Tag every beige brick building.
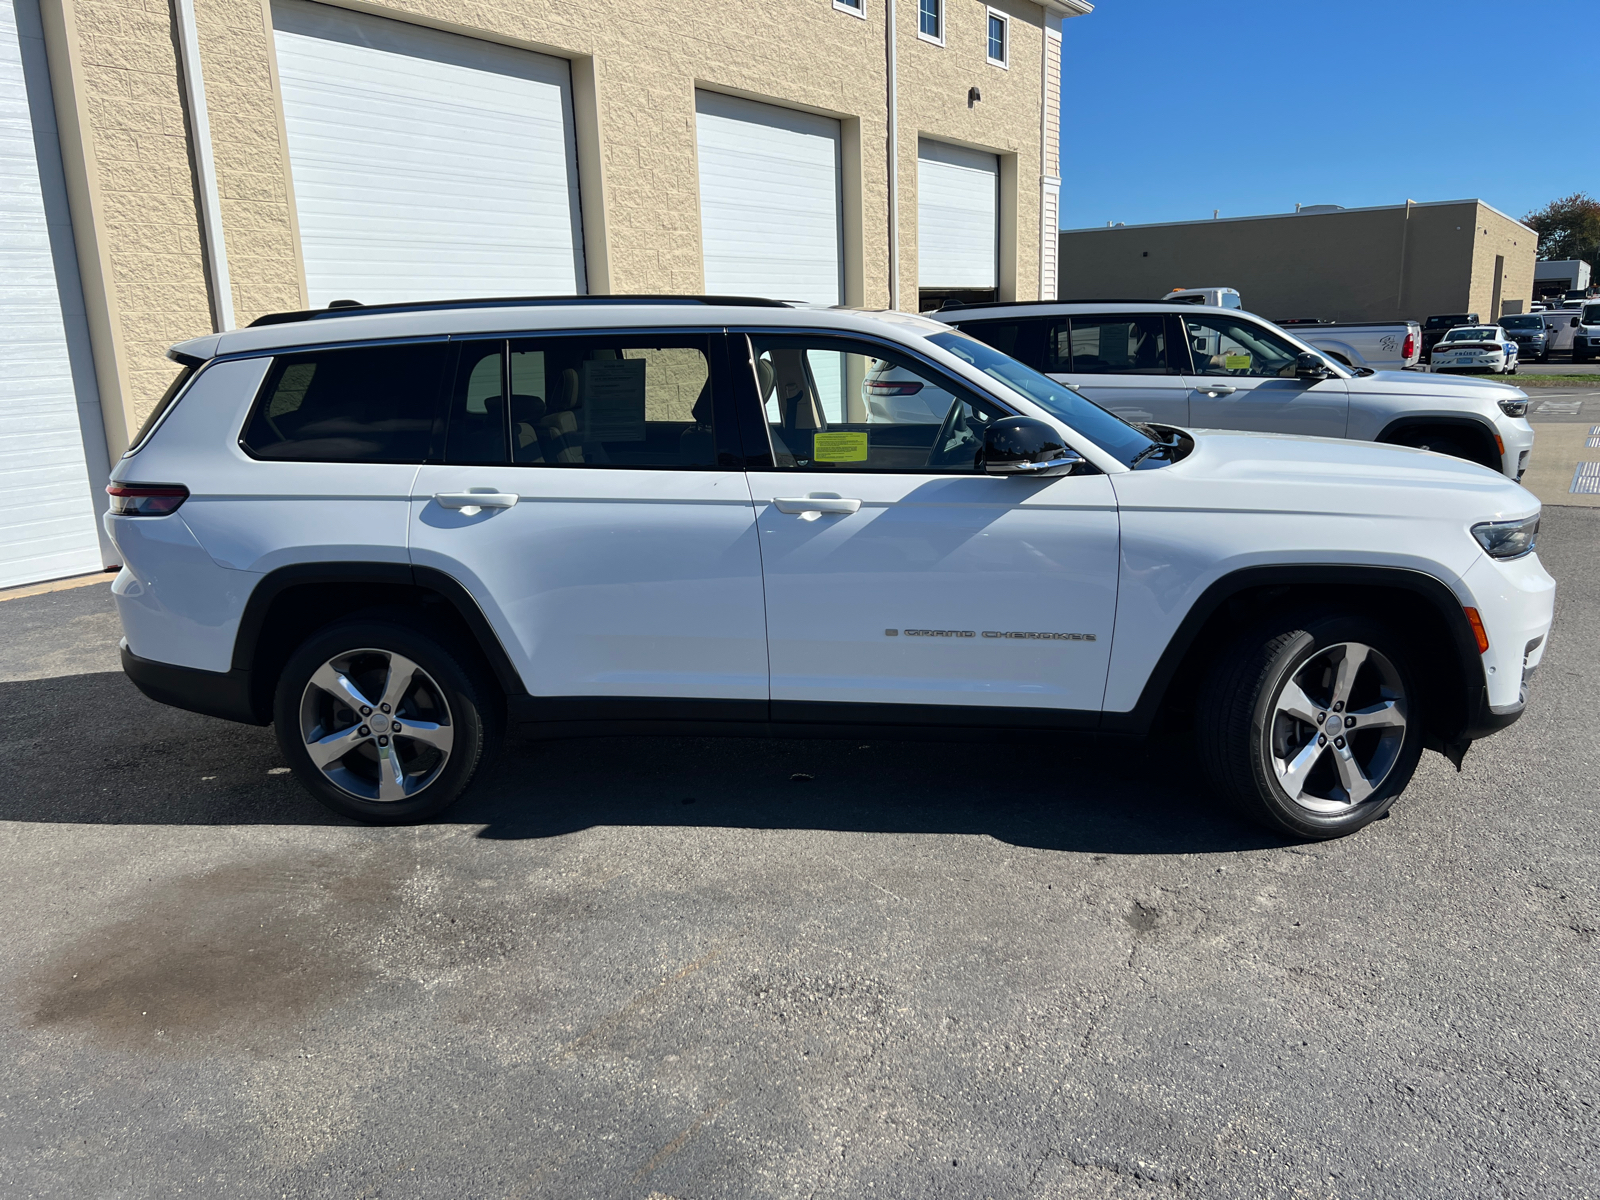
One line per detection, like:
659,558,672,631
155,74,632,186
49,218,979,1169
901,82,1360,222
1058,200,1537,326
3,0,1088,587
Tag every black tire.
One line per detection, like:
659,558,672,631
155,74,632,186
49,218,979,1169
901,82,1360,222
273,615,503,823
1197,612,1425,839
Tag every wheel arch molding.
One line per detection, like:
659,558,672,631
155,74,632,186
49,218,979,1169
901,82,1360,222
232,562,526,722
1375,415,1503,470
1102,564,1486,742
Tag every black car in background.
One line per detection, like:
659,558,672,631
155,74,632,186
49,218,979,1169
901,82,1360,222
1499,313,1553,362
1421,312,1479,359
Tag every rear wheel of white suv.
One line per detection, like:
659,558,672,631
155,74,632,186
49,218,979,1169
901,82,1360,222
272,617,502,823
1198,612,1425,839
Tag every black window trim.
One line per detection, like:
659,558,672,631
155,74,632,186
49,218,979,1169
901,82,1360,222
727,327,1023,475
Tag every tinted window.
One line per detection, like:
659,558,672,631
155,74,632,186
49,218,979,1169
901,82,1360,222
1050,314,1170,374
473,335,722,468
1584,305,1600,324
243,342,448,462
926,330,1156,467
751,334,1005,472
445,341,508,464
1500,316,1542,330
949,319,1048,370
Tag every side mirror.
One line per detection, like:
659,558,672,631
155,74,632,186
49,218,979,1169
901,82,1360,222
1572,317,1581,328
982,416,1083,477
1296,351,1333,379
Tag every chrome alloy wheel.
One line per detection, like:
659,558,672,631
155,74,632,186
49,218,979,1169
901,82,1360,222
1267,642,1407,816
297,648,454,802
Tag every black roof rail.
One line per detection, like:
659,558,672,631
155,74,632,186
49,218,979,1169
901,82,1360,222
933,297,1157,314
248,294,796,328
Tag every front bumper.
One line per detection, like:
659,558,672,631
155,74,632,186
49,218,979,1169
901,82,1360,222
1458,549,1554,738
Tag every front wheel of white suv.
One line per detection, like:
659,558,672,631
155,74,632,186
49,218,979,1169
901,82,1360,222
1197,613,1426,839
272,617,503,823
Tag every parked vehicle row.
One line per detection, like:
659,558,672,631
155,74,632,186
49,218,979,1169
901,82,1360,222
936,301,1532,479
108,297,1552,842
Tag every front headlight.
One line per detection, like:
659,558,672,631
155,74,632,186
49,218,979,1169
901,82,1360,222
1498,397,1529,417
1472,514,1539,559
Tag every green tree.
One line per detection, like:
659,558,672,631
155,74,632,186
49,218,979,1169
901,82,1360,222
1524,192,1600,264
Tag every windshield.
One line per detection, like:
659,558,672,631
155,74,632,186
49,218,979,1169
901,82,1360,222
1500,316,1542,330
1444,327,1497,342
1426,315,1470,329
927,329,1156,467
1585,305,1600,325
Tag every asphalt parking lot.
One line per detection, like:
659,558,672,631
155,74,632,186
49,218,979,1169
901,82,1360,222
2,507,1597,1200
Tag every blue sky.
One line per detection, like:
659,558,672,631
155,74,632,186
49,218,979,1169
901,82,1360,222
1057,1,1600,231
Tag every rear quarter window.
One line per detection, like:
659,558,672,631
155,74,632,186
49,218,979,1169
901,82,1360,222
241,342,450,462
947,318,1046,370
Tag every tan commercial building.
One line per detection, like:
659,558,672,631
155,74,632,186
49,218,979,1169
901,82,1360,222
2,0,1089,588
1059,199,1537,326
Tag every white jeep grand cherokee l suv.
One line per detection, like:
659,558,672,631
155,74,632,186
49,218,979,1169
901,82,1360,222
106,297,1554,840
934,301,1536,481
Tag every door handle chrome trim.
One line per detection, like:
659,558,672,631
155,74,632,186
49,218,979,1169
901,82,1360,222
1196,385,1237,396
434,490,519,514
774,496,862,517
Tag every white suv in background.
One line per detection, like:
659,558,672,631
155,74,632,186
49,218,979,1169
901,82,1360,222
937,301,1535,480
107,297,1553,840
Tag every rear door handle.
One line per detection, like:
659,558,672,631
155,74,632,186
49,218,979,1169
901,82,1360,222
1195,384,1237,396
775,495,862,519
434,490,519,515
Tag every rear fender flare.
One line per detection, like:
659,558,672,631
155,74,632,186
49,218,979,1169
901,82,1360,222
231,563,525,720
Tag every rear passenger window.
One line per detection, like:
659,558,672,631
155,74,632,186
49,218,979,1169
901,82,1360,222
1049,315,1171,374
493,335,720,468
243,342,449,462
949,318,1046,370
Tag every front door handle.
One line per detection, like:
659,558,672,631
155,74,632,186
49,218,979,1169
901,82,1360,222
434,490,519,515
774,495,862,520
1195,384,1237,397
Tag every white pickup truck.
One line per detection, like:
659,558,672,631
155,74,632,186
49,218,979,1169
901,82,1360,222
1274,319,1423,371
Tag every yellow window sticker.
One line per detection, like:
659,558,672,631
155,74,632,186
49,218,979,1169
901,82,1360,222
1223,353,1252,371
811,431,869,462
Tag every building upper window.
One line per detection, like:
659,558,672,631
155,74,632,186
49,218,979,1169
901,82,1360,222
919,0,942,42
833,0,865,16
987,10,1009,66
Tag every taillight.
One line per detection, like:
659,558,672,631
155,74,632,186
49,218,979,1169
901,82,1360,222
1402,333,1415,359
865,380,925,395
107,483,188,515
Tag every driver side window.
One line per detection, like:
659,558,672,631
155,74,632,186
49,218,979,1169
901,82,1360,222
750,335,1007,471
1184,315,1302,378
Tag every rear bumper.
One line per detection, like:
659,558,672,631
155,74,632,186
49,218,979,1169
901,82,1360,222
120,639,267,725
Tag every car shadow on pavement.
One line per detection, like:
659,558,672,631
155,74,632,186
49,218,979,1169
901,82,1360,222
0,671,1288,855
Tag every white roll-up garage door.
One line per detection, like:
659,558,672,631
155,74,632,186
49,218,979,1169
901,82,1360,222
695,91,842,305
272,0,585,306
917,140,999,290
0,0,107,588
